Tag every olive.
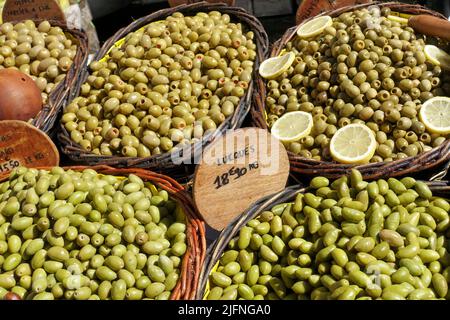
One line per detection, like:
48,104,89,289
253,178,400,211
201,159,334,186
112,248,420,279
63,11,255,157
0,166,187,300
264,7,449,163
207,169,450,300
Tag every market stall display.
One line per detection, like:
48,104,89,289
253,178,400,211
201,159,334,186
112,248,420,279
58,2,268,175
0,165,205,300
199,169,450,300
252,2,450,179
0,0,449,303
0,19,88,133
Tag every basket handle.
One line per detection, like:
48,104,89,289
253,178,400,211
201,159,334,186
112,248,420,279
430,160,450,182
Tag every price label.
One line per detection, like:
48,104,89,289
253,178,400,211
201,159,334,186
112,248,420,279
2,0,66,24
296,0,372,24
193,128,290,231
0,120,59,173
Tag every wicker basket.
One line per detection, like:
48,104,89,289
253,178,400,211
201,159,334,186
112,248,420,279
58,2,269,176
197,177,450,299
251,1,450,180
0,165,206,300
26,21,89,134
169,0,236,7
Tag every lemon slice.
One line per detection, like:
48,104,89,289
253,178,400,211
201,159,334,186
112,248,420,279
271,111,313,143
259,52,295,80
424,45,450,70
330,124,376,164
387,15,409,24
296,15,333,39
419,96,450,134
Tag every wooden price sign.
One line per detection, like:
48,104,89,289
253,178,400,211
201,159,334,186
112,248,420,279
2,0,66,24
296,0,372,24
0,120,59,173
193,128,290,231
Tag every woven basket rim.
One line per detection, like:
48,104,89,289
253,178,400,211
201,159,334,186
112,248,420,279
57,1,269,173
251,1,450,179
196,177,450,299
0,165,206,300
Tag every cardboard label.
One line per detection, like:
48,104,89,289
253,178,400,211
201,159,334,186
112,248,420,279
2,0,66,24
0,120,59,173
193,128,290,231
296,0,372,24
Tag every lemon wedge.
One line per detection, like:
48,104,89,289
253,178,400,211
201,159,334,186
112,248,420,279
259,52,295,80
330,124,376,164
271,111,313,143
387,15,409,24
419,96,450,134
424,45,450,70
296,15,333,39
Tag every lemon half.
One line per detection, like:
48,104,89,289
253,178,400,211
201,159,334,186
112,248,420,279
330,124,376,164
271,111,313,143
296,15,333,39
259,52,295,80
419,96,450,134
424,45,450,70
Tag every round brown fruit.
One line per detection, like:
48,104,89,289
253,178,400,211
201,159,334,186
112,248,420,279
0,69,43,121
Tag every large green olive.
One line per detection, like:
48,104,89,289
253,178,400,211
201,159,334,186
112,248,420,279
0,166,187,300
207,170,450,300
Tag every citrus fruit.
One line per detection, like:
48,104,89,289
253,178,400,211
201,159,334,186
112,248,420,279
330,124,376,164
419,96,450,134
271,111,313,143
424,45,450,70
387,15,409,24
296,15,333,39
259,52,296,80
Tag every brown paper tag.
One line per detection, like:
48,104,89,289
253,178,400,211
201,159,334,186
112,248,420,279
0,120,59,173
193,128,290,231
2,0,66,24
296,0,372,24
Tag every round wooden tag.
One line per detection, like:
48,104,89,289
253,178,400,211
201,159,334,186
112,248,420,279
193,128,290,231
0,120,59,173
2,0,66,24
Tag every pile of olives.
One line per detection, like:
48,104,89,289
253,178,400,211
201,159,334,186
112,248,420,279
62,11,256,158
0,167,187,300
207,170,450,300
266,7,450,162
0,20,77,103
